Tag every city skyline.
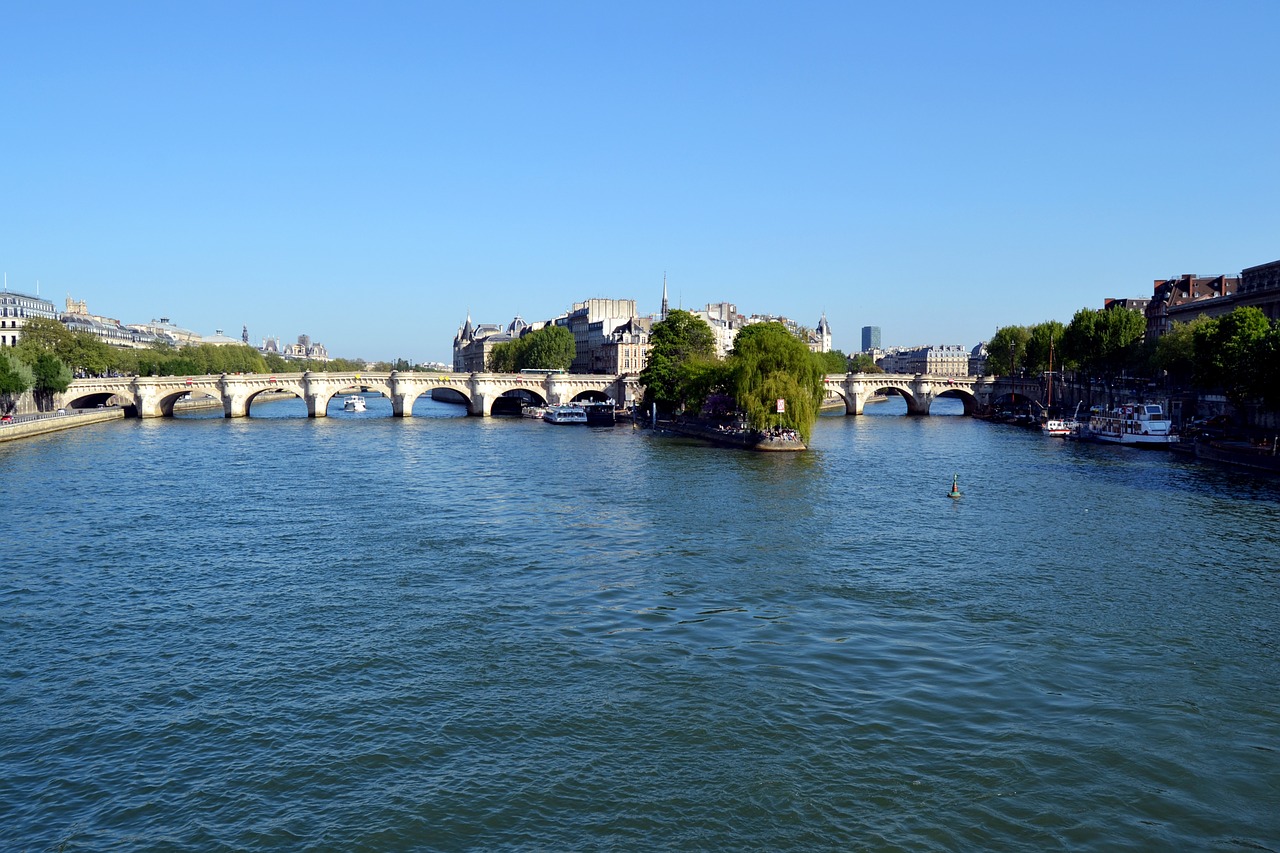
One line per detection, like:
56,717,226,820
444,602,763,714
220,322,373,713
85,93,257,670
3,2,1277,362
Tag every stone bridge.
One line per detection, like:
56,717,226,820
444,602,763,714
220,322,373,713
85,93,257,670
822,372,997,415
59,371,643,418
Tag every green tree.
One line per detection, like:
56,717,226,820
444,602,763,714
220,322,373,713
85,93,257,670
847,353,883,373
31,352,73,410
12,317,73,362
639,310,717,412
1194,306,1275,406
1024,321,1065,375
1154,314,1214,387
985,325,1031,376
1062,305,1146,379
726,321,825,443
814,349,848,374
0,349,35,412
520,325,575,371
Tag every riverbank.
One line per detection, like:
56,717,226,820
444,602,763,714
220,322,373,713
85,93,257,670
657,419,806,451
0,407,125,443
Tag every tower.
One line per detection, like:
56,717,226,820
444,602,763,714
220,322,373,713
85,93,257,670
660,273,668,322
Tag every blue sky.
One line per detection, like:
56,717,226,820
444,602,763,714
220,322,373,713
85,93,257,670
3,1,1277,362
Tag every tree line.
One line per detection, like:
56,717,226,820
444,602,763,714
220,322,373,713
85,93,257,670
987,304,1280,409
0,318,412,412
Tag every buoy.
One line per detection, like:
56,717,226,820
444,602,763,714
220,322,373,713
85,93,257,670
948,473,962,499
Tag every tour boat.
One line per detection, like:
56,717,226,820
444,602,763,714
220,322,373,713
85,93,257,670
543,404,587,424
582,400,617,425
343,395,367,412
1080,403,1177,447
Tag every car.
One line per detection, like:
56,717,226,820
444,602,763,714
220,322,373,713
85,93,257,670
1,414,14,423
56,408,67,415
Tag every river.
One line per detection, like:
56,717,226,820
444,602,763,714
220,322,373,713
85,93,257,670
2,395,1277,851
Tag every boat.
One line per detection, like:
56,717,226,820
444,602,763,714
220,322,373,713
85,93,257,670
521,405,547,419
1080,403,1177,447
1041,418,1078,437
1194,437,1280,474
582,400,617,426
343,395,367,412
543,404,587,424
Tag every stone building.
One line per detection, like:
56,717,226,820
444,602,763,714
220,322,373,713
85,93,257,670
452,314,527,372
1144,274,1239,341
877,344,970,376
560,299,637,373
1237,258,1280,323
594,316,651,374
0,289,58,348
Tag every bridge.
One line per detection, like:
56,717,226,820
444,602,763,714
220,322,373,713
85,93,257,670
823,372,996,415
59,371,641,418
60,370,1000,419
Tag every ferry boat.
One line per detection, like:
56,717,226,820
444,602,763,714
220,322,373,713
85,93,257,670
543,404,587,424
1081,403,1177,447
582,400,617,426
343,395,367,412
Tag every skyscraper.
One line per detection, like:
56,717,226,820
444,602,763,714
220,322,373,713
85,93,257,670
861,325,881,352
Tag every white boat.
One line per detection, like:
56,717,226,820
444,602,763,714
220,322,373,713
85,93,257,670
543,404,587,424
1081,403,1177,447
1042,418,1078,437
343,395,367,412
521,405,547,419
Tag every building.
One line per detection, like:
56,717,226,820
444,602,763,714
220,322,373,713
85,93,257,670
740,313,830,353
1236,259,1280,323
877,345,970,376
126,317,203,346
861,326,881,352
969,343,988,377
595,316,651,374
559,299,637,373
61,296,159,349
452,314,527,372
1144,275,1238,341
281,334,329,362
691,302,743,358
0,289,58,348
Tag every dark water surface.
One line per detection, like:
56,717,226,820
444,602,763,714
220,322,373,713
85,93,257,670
3,396,1278,851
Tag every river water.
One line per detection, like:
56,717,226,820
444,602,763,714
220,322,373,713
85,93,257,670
3,395,1278,851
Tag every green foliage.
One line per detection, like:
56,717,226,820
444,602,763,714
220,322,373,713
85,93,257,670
486,325,575,373
32,353,73,394
1154,315,1214,386
985,325,1031,375
1191,307,1276,406
13,318,73,361
1024,321,1065,375
847,353,883,373
726,322,824,443
0,349,35,399
1062,305,1146,379
639,310,718,411
814,349,848,374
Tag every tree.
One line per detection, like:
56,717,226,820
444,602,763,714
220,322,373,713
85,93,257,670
639,310,717,412
847,353,883,373
1154,315,1214,387
31,353,73,410
1062,305,1145,380
0,349,34,412
1024,321,1065,376
814,349,848,374
985,325,1031,376
520,325,574,371
486,325,575,373
726,322,825,443
1193,306,1275,406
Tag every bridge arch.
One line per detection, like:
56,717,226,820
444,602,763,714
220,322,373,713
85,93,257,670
243,384,306,417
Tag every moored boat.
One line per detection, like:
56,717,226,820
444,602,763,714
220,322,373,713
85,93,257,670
582,400,617,425
1081,403,1177,447
343,395,367,412
543,404,587,424
1041,418,1079,437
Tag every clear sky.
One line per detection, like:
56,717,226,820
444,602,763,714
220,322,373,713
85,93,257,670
3,1,1277,362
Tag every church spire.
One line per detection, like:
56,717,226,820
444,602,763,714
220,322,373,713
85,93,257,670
660,272,669,322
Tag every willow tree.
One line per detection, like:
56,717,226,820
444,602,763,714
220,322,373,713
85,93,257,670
726,322,824,442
